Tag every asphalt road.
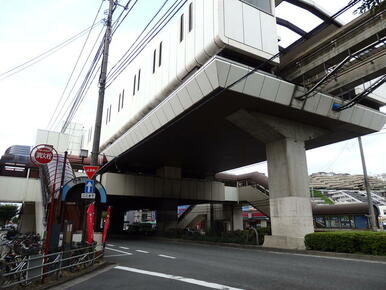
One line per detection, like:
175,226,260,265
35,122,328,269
62,238,386,290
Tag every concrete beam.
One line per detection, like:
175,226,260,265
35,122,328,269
324,49,386,94
280,11,386,82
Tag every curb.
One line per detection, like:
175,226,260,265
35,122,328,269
150,237,386,262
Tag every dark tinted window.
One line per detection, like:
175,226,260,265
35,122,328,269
153,49,156,73
180,14,184,42
189,3,193,32
137,69,141,91
159,42,162,67
241,0,271,14
133,75,136,96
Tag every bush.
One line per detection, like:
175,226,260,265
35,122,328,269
305,231,386,255
159,227,271,245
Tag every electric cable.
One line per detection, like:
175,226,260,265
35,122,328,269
0,21,102,81
50,28,105,131
106,0,180,85
47,0,105,130
59,0,140,132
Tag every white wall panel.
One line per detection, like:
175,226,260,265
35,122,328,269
338,106,354,123
155,107,168,126
185,79,204,103
315,95,333,116
149,113,161,130
162,101,175,122
177,87,193,110
350,107,365,125
195,70,214,96
224,0,244,43
226,65,247,93
242,4,262,50
216,61,231,87
203,0,218,56
275,81,295,106
260,76,279,102
169,95,184,116
303,93,321,113
260,12,279,55
243,73,265,98
194,0,207,65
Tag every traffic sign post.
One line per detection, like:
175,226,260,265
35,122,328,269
82,179,96,199
84,180,95,193
83,166,100,180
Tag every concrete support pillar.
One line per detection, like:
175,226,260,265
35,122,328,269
157,201,177,232
232,204,243,231
263,138,314,249
228,110,326,249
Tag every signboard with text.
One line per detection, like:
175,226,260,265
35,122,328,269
83,166,100,179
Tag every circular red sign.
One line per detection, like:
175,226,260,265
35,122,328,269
34,147,54,164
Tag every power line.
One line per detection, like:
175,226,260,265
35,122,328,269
106,0,181,86
47,0,105,130
59,0,140,133
0,21,102,81
56,1,139,133
49,27,105,131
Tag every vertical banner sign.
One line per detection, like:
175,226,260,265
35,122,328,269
102,206,111,243
86,203,95,244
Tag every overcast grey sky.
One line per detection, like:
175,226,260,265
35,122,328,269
0,0,385,175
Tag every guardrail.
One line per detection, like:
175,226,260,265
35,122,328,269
0,245,103,288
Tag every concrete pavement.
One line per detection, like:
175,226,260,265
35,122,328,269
61,239,386,290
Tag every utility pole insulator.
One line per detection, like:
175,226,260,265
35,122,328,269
91,0,114,166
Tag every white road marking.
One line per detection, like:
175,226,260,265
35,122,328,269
105,247,132,255
266,251,386,265
105,253,133,258
158,254,176,259
135,250,149,254
114,266,244,290
119,246,130,250
106,244,115,247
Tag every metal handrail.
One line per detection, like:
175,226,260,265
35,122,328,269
0,245,103,288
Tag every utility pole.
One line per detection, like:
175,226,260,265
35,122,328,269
91,0,114,166
358,136,378,231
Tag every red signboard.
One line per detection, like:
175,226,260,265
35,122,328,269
83,166,99,179
102,206,111,244
34,147,54,164
86,203,95,245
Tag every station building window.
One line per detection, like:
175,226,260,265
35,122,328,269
180,14,184,42
189,3,193,32
241,0,271,14
159,42,162,67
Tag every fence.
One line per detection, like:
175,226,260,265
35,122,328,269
0,245,103,288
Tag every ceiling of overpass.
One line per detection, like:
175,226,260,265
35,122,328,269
275,0,363,49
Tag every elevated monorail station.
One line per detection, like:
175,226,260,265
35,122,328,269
84,0,385,249
1,0,385,250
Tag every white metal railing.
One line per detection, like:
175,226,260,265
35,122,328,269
0,245,103,288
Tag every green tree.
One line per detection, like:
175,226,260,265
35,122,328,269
0,204,19,225
353,0,386,14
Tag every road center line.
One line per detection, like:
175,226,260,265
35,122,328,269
135,250,149,254
106,244,115,247
114,266,244,290
119,246,130,250
266,251,386,265
158,254,176,259
105,247,133,255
